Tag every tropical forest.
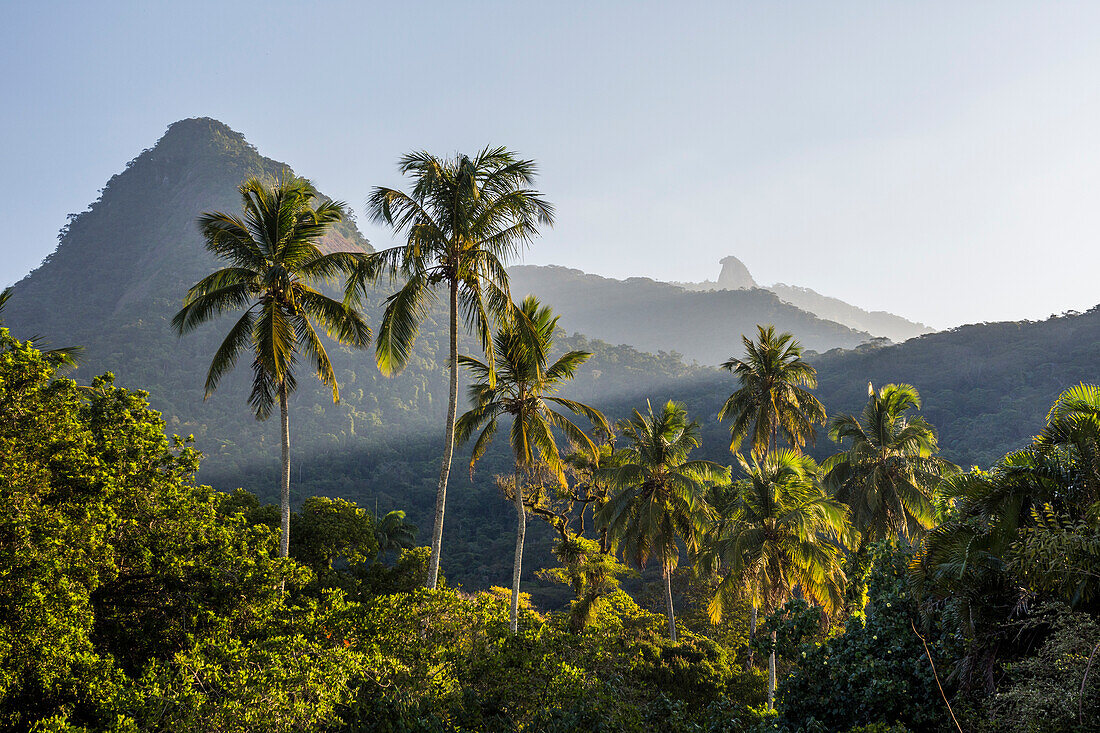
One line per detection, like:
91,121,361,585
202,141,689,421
1,112,1098,733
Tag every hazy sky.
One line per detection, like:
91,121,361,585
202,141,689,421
2,1,1098,329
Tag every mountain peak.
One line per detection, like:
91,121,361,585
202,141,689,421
5,118,369,341
717,255,757,289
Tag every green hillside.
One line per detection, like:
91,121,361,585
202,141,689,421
6,117,1099,603
508,265,873,364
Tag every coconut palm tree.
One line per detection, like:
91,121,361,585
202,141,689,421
172,174,370,558
718,325,826,459
455,295,608,632
374,510,418,557
701,450,847,709
596,401,729,641
823,383,953,545
350,148,554,589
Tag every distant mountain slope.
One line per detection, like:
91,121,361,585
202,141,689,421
672,256,933,342
508,265,872,365
769,283,933,343
807,308,1100,467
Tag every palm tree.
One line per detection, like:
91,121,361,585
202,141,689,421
596,401,729,641
350,148,554,589
718,325,826,458
702,450,847,709
374,510,418,557
455,295,609,632
823,383,953,545
1038,382,1100,506
172,174,370,558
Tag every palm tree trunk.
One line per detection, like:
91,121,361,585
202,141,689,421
663,562,677,642
279,382,291,559
747,604,757,671
510,466,525,634
768,629,777,711
426,279,459,589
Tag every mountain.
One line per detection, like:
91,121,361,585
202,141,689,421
507,265,873,365
5,117,1098,604
6,117,371,344
673,256,933,343
768,284,934,344
1,118,716,601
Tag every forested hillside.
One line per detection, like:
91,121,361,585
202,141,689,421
508,265,872,363
5,117,1099,602
768,282,933,342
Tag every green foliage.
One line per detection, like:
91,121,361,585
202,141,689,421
128,615,363,732
0,330,304,729
290,495,379,592
538,536,632,632
984,605,1100,732
775,548,952,732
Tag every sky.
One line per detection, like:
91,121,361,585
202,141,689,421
2,1,1098,329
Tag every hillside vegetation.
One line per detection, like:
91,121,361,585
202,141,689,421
4,117,1099,599
3,119,1100,732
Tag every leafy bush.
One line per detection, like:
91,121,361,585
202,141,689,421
775,548,953,732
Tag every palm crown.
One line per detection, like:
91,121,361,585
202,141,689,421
719,325,826,458
824,383,952,543
597,401,729,571
703,450,848,622
352,147,554,378
456,295,610,482
172,174,370,418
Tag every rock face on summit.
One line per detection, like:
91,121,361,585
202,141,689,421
717,256,757,290
673,254,932,342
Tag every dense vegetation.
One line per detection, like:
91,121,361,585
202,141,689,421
5,118,1098,602
3,119,1099,730
5,318,1098,730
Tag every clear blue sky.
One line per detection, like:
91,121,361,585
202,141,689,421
3,1,1098,328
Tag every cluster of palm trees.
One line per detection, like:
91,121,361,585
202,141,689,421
173,149,954,712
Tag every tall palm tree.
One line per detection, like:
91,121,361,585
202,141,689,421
172,174,370,558
350,148,554,589
701,450,847,709
823,383,953,545
596,401,729,641
718,325,826,459
455,295,609,632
